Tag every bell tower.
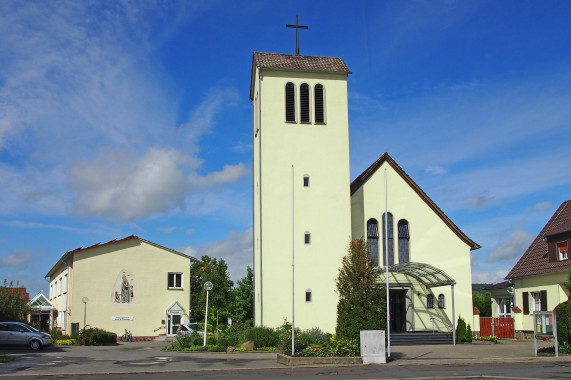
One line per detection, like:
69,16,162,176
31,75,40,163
251,52,352,332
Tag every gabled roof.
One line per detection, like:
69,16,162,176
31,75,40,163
29,292,52,309
250,52,351,100
45,235,195,279
506,199,571,279
350,152,480,250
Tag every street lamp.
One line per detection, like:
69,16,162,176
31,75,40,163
203,282,213,347
82,297,88,329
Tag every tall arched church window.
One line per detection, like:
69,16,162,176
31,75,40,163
314,84,325,123
285,82,296,122
398,219,410,263
382,212,394,266
366,218,379,266
300,83,310,123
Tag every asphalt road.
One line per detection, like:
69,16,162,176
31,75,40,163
1,340,570,379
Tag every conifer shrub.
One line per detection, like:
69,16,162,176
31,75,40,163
466,324,472,342
335,239,386,343
456,317,468,342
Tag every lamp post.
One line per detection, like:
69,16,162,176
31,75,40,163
203,282,213,347
82,297,88,329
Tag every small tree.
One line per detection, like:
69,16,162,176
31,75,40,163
228,266,254,326
189,256,234,327
472,291,492,317
456,316,468,342
336,238,386,342
0,280,31,322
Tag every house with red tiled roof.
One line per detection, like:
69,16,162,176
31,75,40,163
506,200,571,337
45,235,194,338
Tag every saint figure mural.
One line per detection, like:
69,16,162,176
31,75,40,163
121,275,131,303
112,270,135,304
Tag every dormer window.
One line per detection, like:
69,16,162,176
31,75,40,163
558,241,568,261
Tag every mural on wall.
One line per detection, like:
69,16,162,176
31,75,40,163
111,270,136,305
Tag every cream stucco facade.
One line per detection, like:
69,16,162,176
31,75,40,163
46,236,193,338
512,271,569,332
251,52,479,334
252,54,352,332
351,156,478,333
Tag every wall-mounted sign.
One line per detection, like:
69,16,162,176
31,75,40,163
112,316,134,321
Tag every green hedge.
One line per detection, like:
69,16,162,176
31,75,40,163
77,328,117,346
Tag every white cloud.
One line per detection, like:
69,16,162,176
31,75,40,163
183,228,252,282
425,165,447,175
72,148,191,221
527,202,552,212
471,268,510,284
486,230,534,263
465,192,500,210
188,163,250,192
0,250,34,269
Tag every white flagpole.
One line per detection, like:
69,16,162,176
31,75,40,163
385,168,391,358
291,164,295,355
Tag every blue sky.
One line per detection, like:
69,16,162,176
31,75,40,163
1,1,570,296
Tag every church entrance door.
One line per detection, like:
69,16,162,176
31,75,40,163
389,289,407,333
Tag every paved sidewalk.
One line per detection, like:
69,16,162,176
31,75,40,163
389,339,569,366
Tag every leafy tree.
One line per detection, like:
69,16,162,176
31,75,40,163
189,256,234,328
336,238,386,342
0,280,31,322
472,291,492,317
227,266,254,326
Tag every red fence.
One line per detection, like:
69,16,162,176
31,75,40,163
480,317,514,338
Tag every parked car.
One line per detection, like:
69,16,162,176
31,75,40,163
176,323,204,338
0,322,53,350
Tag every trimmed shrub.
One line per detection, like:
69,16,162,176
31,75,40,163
77,328,117,346
245,326,279,348
555,299,570,345
466,324,472,342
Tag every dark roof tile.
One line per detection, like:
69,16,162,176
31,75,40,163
506,200,571,279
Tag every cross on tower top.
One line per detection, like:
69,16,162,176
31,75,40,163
286,15,308,56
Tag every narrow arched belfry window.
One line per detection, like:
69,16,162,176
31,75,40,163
314,84,324,123
427,294,434,308
300,83,310,123
366,218,379,266
285,82,296,122
398,219,409,263
438,294,445,308
382,212,394,266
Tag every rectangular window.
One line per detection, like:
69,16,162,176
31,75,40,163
50,284,53,299
58,278,62,296
303,175,310,187
305,290,312,302
63,274,68,294
529,292,541,312
168,273,183,289
558,241,568,261
304,232,311,245
498,297,513,317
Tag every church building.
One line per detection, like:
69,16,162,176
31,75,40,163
251,50,479,335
